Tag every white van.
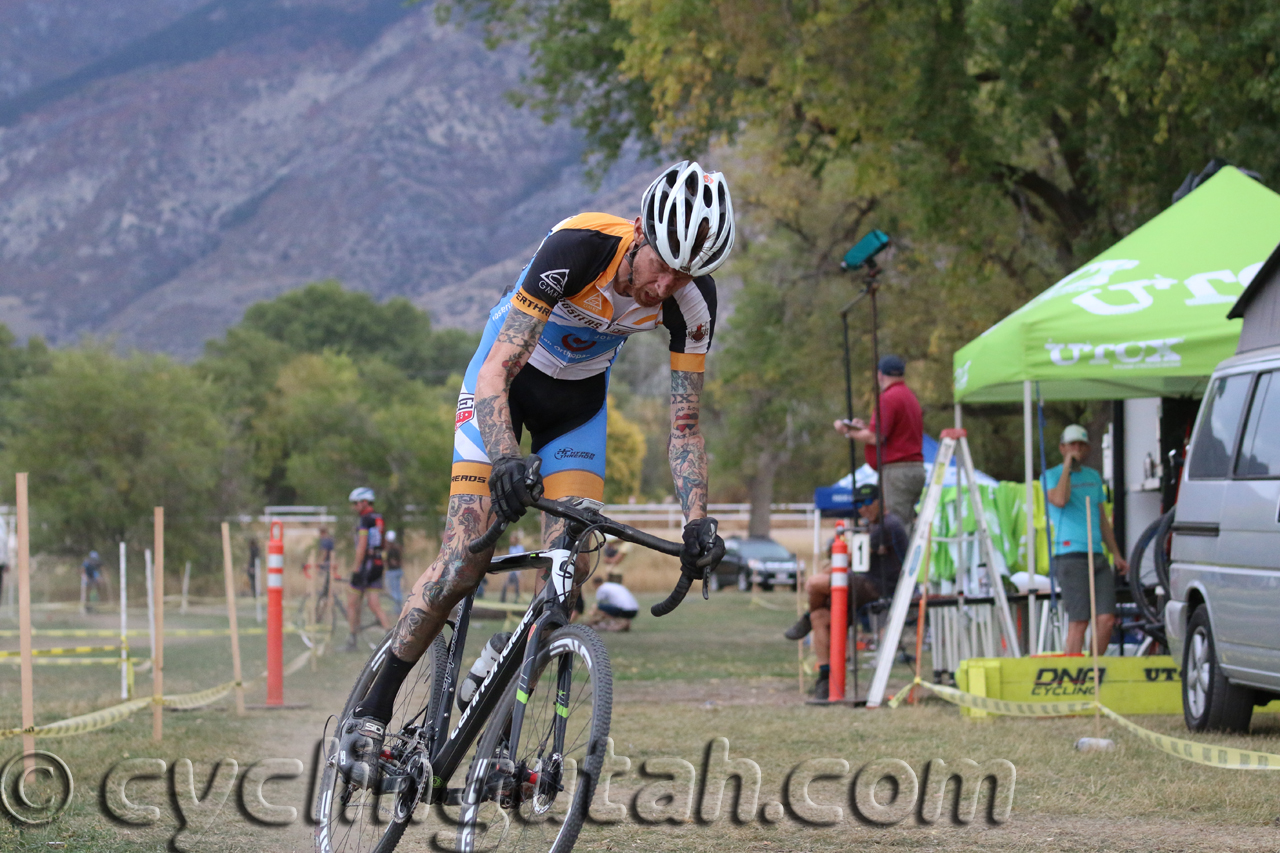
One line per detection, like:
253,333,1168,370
1165,269,1280,732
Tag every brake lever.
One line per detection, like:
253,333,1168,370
699,519,719,600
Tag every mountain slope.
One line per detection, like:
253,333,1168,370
0,0,650,355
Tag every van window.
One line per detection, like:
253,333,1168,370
1188,373,1252,479
1236,371,1280,478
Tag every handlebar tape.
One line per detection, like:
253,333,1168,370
651,573,693,617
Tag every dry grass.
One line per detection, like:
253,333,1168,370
4,586,1280,851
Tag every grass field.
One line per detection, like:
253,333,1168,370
5,586,1280,852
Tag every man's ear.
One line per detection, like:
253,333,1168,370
633,218,644,240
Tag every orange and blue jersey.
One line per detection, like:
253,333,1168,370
451,213,718,501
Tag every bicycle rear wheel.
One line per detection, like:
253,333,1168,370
315,633,448,853
456,624,612,853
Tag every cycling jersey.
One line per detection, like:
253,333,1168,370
450,213,718,501
352,509,385,590
505,212,717,379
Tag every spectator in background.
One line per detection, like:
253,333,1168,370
385,530,405,612
784,484,909,699
1045,424,1129,656
585,573,639,632
833,355,925,526
81,550,109,613
317,527,335,579
246,537,260,597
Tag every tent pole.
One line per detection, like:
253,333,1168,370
954,403,962,430
1023,380,1036,657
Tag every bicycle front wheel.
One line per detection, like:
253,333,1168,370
315,633,447,853
456,624,612,853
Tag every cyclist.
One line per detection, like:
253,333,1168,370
335,161,735,788
343,487,392,652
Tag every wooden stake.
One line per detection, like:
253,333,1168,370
221,522,245,715
152,507,164,741
119,542,129,700
181,561,191,614
16,473,35,768
1086,496,1101,737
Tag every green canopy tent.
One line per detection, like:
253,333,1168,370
953,167,1280,404
946,168,1280,643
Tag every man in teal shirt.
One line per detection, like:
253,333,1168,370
1045,424,1129,655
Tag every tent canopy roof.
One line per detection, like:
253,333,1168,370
953,168,1280,403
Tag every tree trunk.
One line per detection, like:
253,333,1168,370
748,449,784,539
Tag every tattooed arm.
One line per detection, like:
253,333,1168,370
475,309,545,459
668,369,709,521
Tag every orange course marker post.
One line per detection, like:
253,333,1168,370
829,521,850,701
266,519,285,706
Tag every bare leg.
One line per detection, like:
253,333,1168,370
811,607,832,662
367,590,390,631
1065,620,1087,656
391,494,496,663
348,589,363,637
807,573,832,612
1093,613,1116,656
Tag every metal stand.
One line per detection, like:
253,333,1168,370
838,261,885,705
866,429,1022,707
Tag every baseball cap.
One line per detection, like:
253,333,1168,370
877,355,906,376
1060,424,1089,444
854,483,880,503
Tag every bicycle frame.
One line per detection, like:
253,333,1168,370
420,546,578,804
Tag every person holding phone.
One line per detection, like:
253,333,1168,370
1045,424,1129,655
833,355,925,526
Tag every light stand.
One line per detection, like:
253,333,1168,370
837,257,885,706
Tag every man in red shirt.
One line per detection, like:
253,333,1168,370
834,355,925,526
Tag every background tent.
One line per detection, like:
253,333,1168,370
953,167,1280,404
950,166,1280,577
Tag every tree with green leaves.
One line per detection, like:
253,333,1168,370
1,347,243,567
445,0,1280,508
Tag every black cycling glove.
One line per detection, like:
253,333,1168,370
489,455,544,523
680,517,725,578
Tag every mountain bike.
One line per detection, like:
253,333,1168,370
313,495,719,853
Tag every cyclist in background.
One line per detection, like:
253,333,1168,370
335,161,735,787
343,487,392,651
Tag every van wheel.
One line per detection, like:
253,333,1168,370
1183,607,1253,733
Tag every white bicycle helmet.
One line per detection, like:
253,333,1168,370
640,161,735,277
348,487,375,503
386,530,397,543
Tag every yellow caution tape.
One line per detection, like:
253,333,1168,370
0,645,120,658
0,699,154,739
160,681,236,710
0,657,141,667
894,677,1280,769
1,638,326,739
1096,706,1280,769
890,677,1097,716
0,627,293,638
